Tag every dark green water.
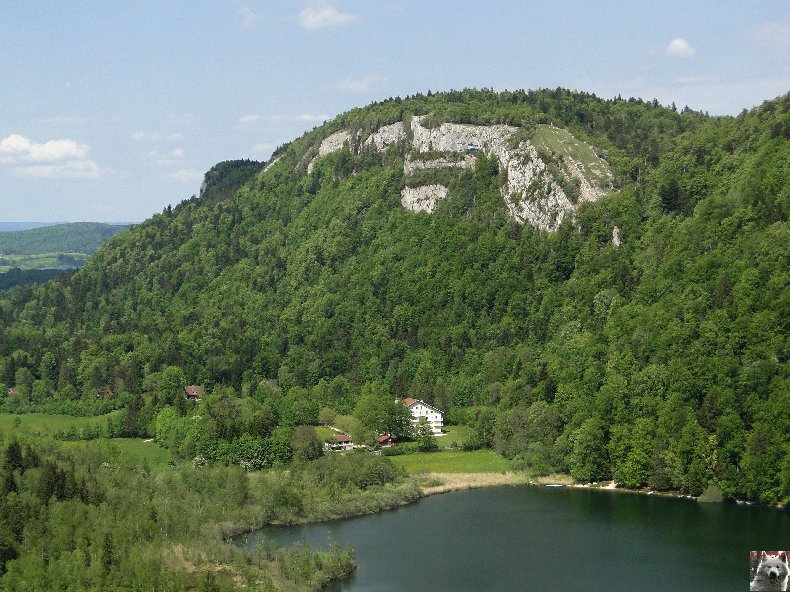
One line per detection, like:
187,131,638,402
238,486,790,591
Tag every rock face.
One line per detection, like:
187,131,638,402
364,122,406,151
404,154,475,175
307,131,352,173
612,225,622,247
401,185,449,213
304,116,612,231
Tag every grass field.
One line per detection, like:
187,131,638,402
439,425,472,448
0,412,172,466
61,438,172,466
390,449,511,474
0,252,87,272
0,412,114,435
532,124,612,187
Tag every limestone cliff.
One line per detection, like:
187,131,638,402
303,115,613,231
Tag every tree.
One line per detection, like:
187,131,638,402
291,426,323,463
3,442,23,473
569,418,609,482
414,418,438,452
159,366,186,406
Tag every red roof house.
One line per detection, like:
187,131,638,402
184,385,204,401
378,434,395,447
326,433,353,451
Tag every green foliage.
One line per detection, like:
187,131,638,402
0,223,128,256
0,89,787,506
0,439,414,590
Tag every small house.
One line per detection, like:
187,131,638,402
184,385,204,402
378,434,395,447
327,434,353,451
96,386,114,398
402,398,444,435
6,387,17,396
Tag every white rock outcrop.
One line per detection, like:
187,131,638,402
401,184,449,213
408,116,577,230
307,131,352,173
305,116,612,231
403,154,475,175
612,225,622,247
364,122,406,151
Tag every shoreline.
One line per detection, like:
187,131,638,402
416,471,700,502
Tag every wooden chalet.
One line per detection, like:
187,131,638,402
184,385,204,402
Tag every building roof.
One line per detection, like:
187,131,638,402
185,385,204,396
6,387,17,395
403,398,443,415
378,434,393,443
333,434,352,442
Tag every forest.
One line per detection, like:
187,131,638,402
0,88,787,514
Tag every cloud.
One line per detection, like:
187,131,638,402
0,134,90,162
131,131,184,142
163,169,204,183
15,160,101,179
238,5,263,29
146,148,186,166
665,38,696,58
337,75,387,93
238,114,262,124
676,75,723,84
0,133,98,180
752,21,790,54
298,0,357,30
257,113,332,124
296,113,331,122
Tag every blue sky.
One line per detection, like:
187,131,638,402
1,0,788,222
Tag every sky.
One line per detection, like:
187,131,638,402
0,0,788,223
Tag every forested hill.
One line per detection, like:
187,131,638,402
0,88,788,503
0,222,129,255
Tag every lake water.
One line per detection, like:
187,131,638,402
237,485,790,591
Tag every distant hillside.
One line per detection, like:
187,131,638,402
0,222,130,255
0,222,61,232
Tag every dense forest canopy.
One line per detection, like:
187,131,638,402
0,88,788,503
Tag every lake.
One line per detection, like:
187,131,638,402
237,485,790,591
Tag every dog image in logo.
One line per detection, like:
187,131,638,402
751,551,790,591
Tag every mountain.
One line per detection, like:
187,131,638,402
0,222,130,255
0,88,787,503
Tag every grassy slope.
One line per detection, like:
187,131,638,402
0,412,171,465
390,449,511,473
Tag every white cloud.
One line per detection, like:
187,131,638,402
752,21,790,54
0,134,93,172
676,75,722,84
239,5,263,29
131,131,184,142
296,113,331,122
665,38,696,58
298,0,357,30
163,169,204,183
15,160,101,179
337,75,387,93
146,148,186,166
239,113,262,123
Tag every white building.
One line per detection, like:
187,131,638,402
402,398,444,435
